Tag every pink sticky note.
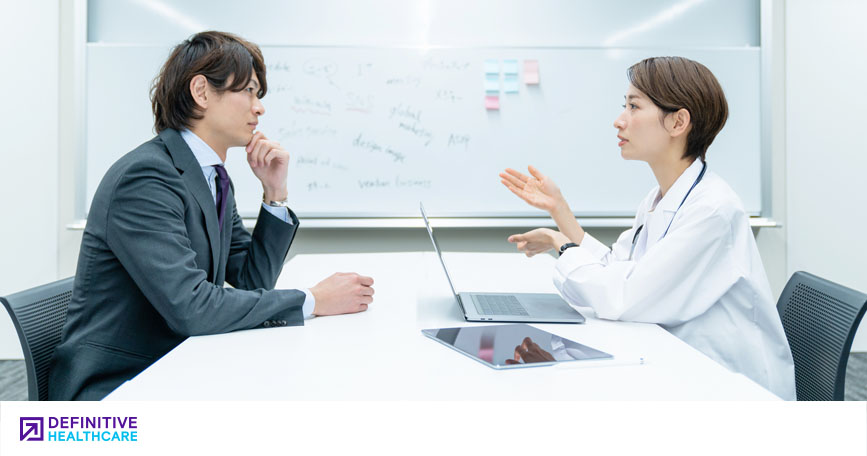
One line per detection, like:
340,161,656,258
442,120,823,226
524,59,540,84
485,95,500,110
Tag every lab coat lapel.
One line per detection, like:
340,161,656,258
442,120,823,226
643,208,669,252
644,160,703,249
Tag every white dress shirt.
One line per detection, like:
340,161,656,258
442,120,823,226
553,159,796,400
180,129,315,319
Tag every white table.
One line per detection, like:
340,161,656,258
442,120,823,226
105,252,780,400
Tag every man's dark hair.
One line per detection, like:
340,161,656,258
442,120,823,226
627,56,728,162
150,31,267,133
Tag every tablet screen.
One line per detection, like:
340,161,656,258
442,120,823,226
422,324,612,369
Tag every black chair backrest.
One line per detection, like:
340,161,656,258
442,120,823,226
1,278,74,401
777,271,867,401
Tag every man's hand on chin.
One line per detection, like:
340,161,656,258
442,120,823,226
246,131,289,200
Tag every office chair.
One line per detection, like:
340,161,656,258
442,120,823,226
1,277,74,401
777,271,867,401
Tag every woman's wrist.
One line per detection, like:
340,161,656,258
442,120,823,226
550,199,570,218
549,230,571,250
552,200,577,227
549,203,565,227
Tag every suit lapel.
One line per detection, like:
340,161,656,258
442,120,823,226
159,129,221,281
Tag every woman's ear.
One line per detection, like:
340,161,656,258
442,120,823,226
666,108,691,138
189,74,208,110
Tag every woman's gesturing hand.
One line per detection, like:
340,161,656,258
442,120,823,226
507,228,570,257
499,165,565,214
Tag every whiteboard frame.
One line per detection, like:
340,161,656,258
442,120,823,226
70,0,778,228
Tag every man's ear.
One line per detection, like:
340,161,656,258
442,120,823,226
666,108,691,138
189,74,208,110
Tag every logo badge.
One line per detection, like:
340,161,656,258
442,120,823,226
20,417,44,441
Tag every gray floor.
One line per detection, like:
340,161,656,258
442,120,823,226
1,354,866,400
0,360,28,401
844,352,867,401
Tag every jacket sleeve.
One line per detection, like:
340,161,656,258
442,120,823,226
224,202,298,292
553,204,741,326
103,158,304,337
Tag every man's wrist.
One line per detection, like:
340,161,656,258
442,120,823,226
309,286,320,316
262,188,288,204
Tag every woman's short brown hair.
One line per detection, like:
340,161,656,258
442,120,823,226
150,31,267,134
627,56,728,162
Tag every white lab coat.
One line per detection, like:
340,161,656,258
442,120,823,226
553,159,796,400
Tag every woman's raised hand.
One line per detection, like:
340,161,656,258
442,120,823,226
499,165,565,214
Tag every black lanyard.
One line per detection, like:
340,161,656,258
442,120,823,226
629,161,707,259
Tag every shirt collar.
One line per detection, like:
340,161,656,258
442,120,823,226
180,128,224,168
655,159,704,213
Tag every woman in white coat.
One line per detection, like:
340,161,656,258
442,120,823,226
499,56,796,400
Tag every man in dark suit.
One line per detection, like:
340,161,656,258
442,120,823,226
48,31,375,400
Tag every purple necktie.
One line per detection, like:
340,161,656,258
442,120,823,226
213,165,230,231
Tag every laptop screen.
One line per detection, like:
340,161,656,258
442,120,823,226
420,202,459,298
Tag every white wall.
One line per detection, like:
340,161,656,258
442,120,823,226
786,0,867,351
0,0,60,358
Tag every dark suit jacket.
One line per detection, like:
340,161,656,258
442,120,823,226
48,128,305,400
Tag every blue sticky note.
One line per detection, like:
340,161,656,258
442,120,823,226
503,59,519,75
485,74,499,92
504,74,519,93
484,59,499,74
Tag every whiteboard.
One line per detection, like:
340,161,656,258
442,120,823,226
84,0,763,218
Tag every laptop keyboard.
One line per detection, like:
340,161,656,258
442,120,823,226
474,295,530,316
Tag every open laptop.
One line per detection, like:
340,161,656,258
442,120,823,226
420,202,585,324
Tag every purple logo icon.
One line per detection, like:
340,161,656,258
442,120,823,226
20,417,44,441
